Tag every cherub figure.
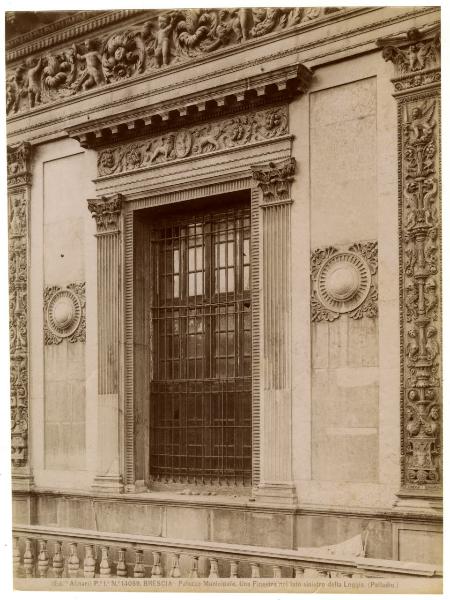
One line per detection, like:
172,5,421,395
155,14,174,67
408,103,435,141
74,39,105,91
23,56,43,108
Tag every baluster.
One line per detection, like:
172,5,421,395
169,553,181,578
52,541,64,578
134,549,145,578
230,560,238,578
190,556,199,578
151,551,162,578
99,546,111,578
23,538,34,578
116,548,128,577
83,544,96,578
273,565,282,578
209,558,219,578
37,540,49,578
250,563,260,578
294,566,304,579
67,542,80,577
13,537,21,575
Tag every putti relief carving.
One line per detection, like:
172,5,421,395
6,8,340,115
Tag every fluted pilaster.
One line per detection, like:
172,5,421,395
88,193,124,492
251,158,297,504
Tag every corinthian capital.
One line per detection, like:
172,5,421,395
7,142,32,187
252,158,296,205
87,194,123,234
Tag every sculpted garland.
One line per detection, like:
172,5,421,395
97,106,288,176
6,8,339,115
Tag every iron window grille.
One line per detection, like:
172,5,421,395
149,199,252,485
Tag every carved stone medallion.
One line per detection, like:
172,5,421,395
44,283,86,344
311,242,378,321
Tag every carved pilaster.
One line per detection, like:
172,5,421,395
88,193,124,492
377,26,441,504
8,142,33,491
251,158,297,504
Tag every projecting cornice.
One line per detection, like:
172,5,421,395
66,63,312,149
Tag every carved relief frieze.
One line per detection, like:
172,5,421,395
378,26,441,492
87,194,123,234
8,142,32,469
251,157,295,205
311,242,378,322
97,106,288,176
44,283,86,345
6,8,340,116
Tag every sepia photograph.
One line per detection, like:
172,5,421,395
3,1,443,595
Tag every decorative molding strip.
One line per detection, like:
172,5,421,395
311,242,378,322
66,64,311,148
6,8,335,117
87,194,123,234
8,142,32,473
97,106,288,177
6,11,144,57
43,283,86,345
378,26,441,493
251,157,295,205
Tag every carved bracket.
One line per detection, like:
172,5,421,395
311,242,378,322
87,194,123,234
251,157,295,205
44,283,86,345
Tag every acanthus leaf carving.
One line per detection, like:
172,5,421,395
310,242,378,322
6,8,340,116
44,283,86,345
97,106,289,177
87,194,123,234
251,157,295,204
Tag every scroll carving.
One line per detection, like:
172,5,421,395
44,283,86,345
6,8,339,116
311,242,378,322
97,106,288,176
87,194,123,234
251,157,295,204
8,142,32,469
378,26,441,491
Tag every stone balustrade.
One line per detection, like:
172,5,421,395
12,525,441,580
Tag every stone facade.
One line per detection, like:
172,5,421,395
7,6,442,575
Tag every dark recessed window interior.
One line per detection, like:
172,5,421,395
140,191,252,485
